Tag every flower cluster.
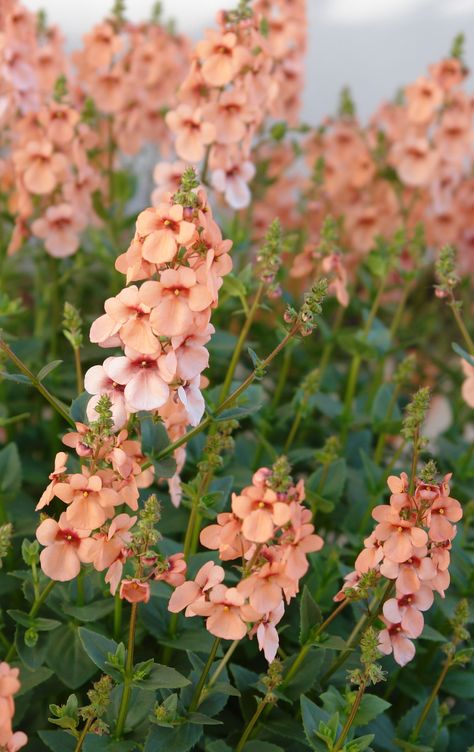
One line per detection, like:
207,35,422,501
71,9,190,156
336,470,463,666
168,461,324,661
35,399,153,590
153,0,306,210
85,168,233,505
0,662,27,752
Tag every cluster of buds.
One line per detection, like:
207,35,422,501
256,218,283,298
284,278,328,336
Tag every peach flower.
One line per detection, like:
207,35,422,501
36,513,91,581
165,105,216,163
31,203,84,257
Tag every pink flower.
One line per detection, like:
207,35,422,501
192,584,248,640
383,585,434,636
211,160,256,210
103,348,170,413
54,472,120,530
149,267,212,337
36,513,91,581
428,489,463,542
378,616,422,666
81,514,136,572
232,485,291,544
168,561,225,615
84,361,128,430
14,139,66,195
36,451,68,510
31,203,84,258
136,204,196,265
196,30,249,87
154,552,187,587
90,282,162,354
372,505,428,563
165,105,216,163
119,579,150,604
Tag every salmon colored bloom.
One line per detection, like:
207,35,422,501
211,160,256,210
378,617,421,666
165,105,216,163
149,267,213,337
192,584,247,640
405,76,442,124
168,561,225,615
90,282,162,354
13,139,66,194
36,451,68,510
136,204,196,265
80,514,136,572
196,30,248,87
31,203,84,257
461,360,474,408
0,662,27,751
36,513,91,581
54,472,120,530
119,579,151,604
391,138,438,187
154,552,187,587
372,505,428,563
232,484,291,544
103,347,170,413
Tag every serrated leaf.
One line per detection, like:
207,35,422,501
300,695,331,751
299,585,322,645
37,360,63,382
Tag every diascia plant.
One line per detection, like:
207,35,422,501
0,0,472,750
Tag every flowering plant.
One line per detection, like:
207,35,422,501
0,1,472,751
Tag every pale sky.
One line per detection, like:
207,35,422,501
24,0,474,122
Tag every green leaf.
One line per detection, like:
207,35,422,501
70,391,90,423
397,697,438,746
243,743,284,751
140,415,169,455
8,610,61,631
16,664,53,696
62,599,116,622
371,384,400,426
443,670,474,699
133,662,190,690
354,694,391,726
0,371,31,385
38,730,77,752
78,627,121,675
83,737,138,751
311,392,343,418
187,712,223,725
0,443,21,494
307,459,347,502
220,273,249,314
283,648,326,700
145,722,203,752
47,624,97,689
345,733,375,752
299,585,322,645
300,695,331,751
215,403,263,421
152,456,177,479
37,360,63,382
452,342,474,367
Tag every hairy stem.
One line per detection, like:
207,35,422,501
115,602,138,738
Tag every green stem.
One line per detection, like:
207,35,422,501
189,637,220,712
0,339,74,427
284,598,349,686
219,283,264,403
235,697,269,752
207,639,239,689
373,385,400,465
74,347,83,394
283,408,302,453
4,580,56,661
318,304,345,383
74,716,94,752
321,581,394,684
153,325,298,463
412,658,452,740
115,602,138,739
113,593,123,642
449,300,474,354
333,680,367,751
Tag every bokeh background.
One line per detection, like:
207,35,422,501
24,0,474,121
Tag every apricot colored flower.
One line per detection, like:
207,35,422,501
149,267,212,337
405,76,442,124
211,160,256,210
84,361,128,430
196,30,248,87
31,203,83,258
192,584,247,640
14,139,66,194
36,451,68,510
461,360,474,408
103,348,170,413
168,561,225,615
119,579,150,604
81,513,136,571
378,616,422,666
165,105,216,163
90,282,161,354
55,472,120,530
372,505,428,562
137,204,196,264
155,552,187,587
36,513,91,581
232,485,291,544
